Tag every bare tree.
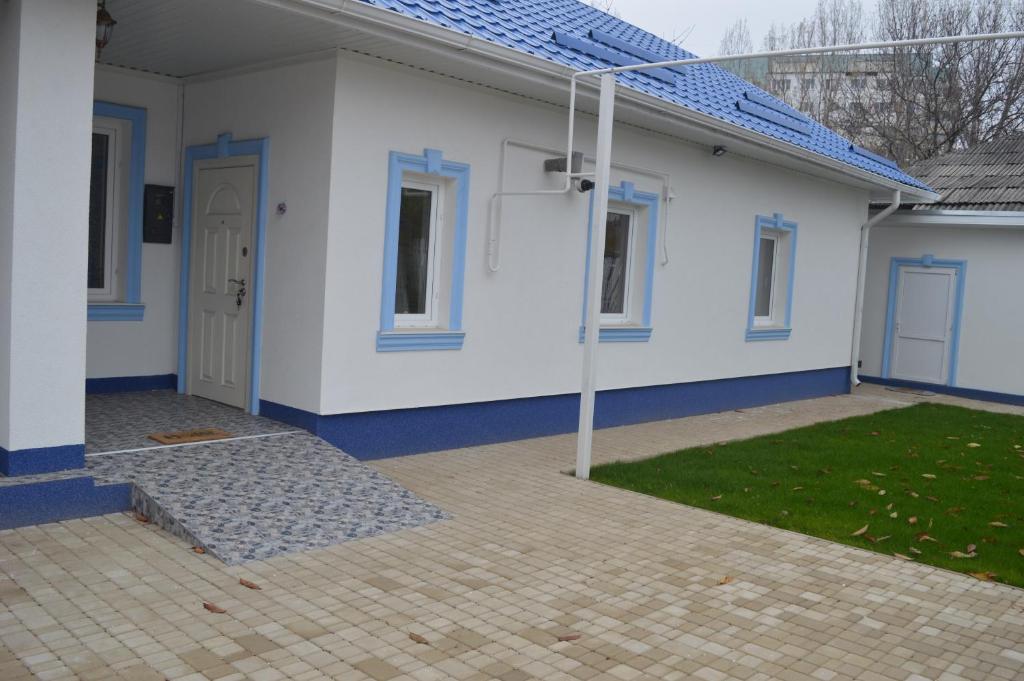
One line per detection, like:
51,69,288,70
719,0,1024,164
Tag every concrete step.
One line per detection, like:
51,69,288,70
0,472,131,530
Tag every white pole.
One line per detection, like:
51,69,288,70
576,73,617,480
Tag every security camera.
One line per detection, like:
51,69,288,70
577,179,595,193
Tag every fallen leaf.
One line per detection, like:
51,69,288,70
893,553,913,561
791,486,804,491
874,535,891,543
203,602,226,614
409,632,429,645
191,546,206,554
908,517,918,525
967,543,977,553
907,491,919,498
879,490,887,496
239,578,261,590
869,431,880,436
718,576,734,585
974,475,990,481
922,474,936,479
557,633,582,642
886,503,894,510
950,551,977,559
946,436,960,440
133,512,150,524
1019,548,1024,557
969,572,997,581
916,533,937,542
854,479,872,486
989,522,1008,528
925,496,939,502
909,547,922,555
852,524,869,537
967,442,981,448
872,471,887,477
710,495,722,501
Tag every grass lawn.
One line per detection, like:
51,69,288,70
591,403,1024,587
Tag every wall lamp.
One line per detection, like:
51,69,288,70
96,1,117,55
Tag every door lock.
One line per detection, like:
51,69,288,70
229,278,247,308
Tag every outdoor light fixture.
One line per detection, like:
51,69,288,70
96,1,117,55
712,145,728,157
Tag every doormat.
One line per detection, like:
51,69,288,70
148,428,234,445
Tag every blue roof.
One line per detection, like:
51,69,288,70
359,0,931,191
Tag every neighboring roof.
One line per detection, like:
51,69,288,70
905,136,1024,211
359,0,931,191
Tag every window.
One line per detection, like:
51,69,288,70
88,118,128,301
88,101,147,321
394,180,442,327
746,213,797,341
600,208,636,323
580,181,659,343
377,149,470,352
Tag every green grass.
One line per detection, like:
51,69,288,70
591,403,1024,587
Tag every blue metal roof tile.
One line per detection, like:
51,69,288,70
358,0,930,190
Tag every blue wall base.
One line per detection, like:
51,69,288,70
0,476,132,530
262,366,850,460
859,375,1024,407
0,444,86,477
86,374,177,394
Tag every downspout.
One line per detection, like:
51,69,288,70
850,189,900,389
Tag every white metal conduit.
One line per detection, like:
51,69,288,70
571,30,1024,481
486,138,674,272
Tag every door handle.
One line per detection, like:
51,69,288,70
229,278,247,308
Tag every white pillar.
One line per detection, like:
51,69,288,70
0,0,95,475
575,73,616,480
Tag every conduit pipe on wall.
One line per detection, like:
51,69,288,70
849,189,900,388
487,138,674,272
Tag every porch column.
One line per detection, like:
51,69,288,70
0,0,95,475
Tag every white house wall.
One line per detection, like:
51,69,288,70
321,53,869,415
183,57,335,413
860,224,1024,396
87,67,181,380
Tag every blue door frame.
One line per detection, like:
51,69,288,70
177,133,269,415
880,255,967,387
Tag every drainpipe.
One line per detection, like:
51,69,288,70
850,189,900,388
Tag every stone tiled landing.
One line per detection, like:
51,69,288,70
86,432,449,565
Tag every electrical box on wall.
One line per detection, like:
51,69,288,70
143,184,174,244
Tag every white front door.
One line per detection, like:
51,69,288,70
890,265,958,385
187,158,257,409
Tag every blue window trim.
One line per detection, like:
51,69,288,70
881,254,967,386
177,133,270,415
579,181,659,344
89,101,147,321
377,148,470,352
746,213,798,342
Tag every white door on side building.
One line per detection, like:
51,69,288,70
890,265,958,385
187,158,257,409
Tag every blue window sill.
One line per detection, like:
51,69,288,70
376,331,465,352
88,303,145,322
578,326,653,343
746,327,791,341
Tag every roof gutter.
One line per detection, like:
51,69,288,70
249,0,938,200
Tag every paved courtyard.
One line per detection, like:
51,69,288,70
2,385,1023,681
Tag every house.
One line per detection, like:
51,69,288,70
858,136,1024,404
0,0,936,488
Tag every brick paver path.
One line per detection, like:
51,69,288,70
2,386,1022,680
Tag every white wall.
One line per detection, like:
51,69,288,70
0,0,94,451
860,224,1024,395
87,67,181,379
183,57,336,412
320,54,869,415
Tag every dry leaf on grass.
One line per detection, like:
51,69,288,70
950,551,977,559
202,602,226,614
791,486,804,491
967,443,982,448
872,471,886,477
921,474,936,479
908,517,918,525
915,532,937,542
557,633,582,642
710,495,722,501
967,543,977,553
239,578,261,590
893,553,914,561
989,522,1008,528
408,632,429,645
909,547,922,555
852,524,869,537
974,475,990,481
1019,548,1024,557
970,572,997,581
718,576,734,585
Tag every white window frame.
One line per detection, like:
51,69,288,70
394,177,444,329
753,232,780,327
88,118,125,302
600,205,637,326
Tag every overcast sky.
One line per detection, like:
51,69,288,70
604,0,820,57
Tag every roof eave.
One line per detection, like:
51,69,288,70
268,0,938,202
